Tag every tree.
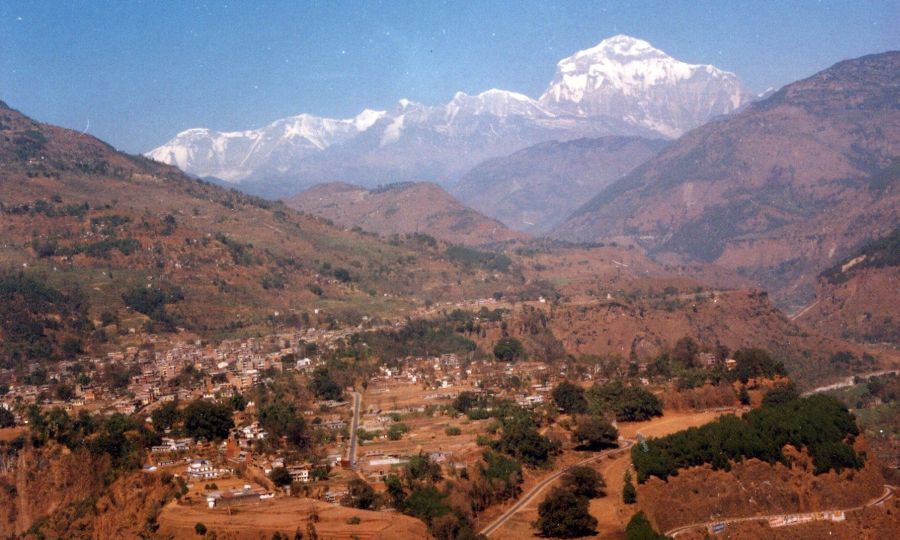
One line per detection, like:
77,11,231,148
572,416,618,450
496,418,556,467
493,337,525,362
552,382,587,414
561,466,605,499
625,511,666,540
182,400,233,441
385,474,406,508
403,486,451,526
733,348,785,383
152,400,181,432
194,522,207,535
259,400,308,448
534,487,597,538
671,336,699,367
762,383,799,406
622,471,636,504
0,407,14,428
270,466,292,487
342,478,377,509
738,385,750,406
585,382,662,422
406,452,442,485
310,367,343,401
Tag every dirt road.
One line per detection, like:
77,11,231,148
479,439,635,536
666,485,896,537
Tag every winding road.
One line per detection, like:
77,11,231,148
479,439,635,537
665,484,896,537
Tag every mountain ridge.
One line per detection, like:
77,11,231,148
552,50,900,310
146,35,750,196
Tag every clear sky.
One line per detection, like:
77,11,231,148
1,1,897,153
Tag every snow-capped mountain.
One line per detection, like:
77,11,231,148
147,35,752,195
539,35,752,137
147,109,385,181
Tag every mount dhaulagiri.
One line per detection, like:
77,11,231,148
146,35,751,197
552,51,900,312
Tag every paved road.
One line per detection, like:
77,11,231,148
479,439,635,537
347,391,362,467
666,484,896,537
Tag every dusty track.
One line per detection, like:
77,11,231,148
666,485,897,537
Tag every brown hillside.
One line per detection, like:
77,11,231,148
637,439,886,533
553,52,900,311
0,100,531,345
286,181,527,245
798,227,900,346
0,442,175,539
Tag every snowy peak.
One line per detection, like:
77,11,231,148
540,34,751,136
447,89,550,119
147,34,752,186
566,34,666,64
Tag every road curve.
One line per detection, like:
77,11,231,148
479,439,635,537
347,391,362,467
666,484,896,537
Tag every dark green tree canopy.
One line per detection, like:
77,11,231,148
534,487,597,538
493,337,525,362
552,381,587,414
182,399,233,441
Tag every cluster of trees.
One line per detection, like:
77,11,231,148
353,317,477,361
492,337,525,362
214,233,256,266
0,270,92,366
645,340,786,388
445,245,512,272
381,453,483,540
121,285,184,330
26,406,156,470
309,367,343,401
36,237,141,259
581,381,663,422
632,393,862,483
534,466,605,538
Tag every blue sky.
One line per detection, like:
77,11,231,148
1,1,897,153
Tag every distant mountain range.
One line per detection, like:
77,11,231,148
553,51,900,310
453,136,667,233
286,181,527,245
147,35,752,197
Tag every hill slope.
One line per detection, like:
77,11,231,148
553,51,900,310
286,181,527,245
0,100,527,356
454,136,666,233
798,226,900,345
